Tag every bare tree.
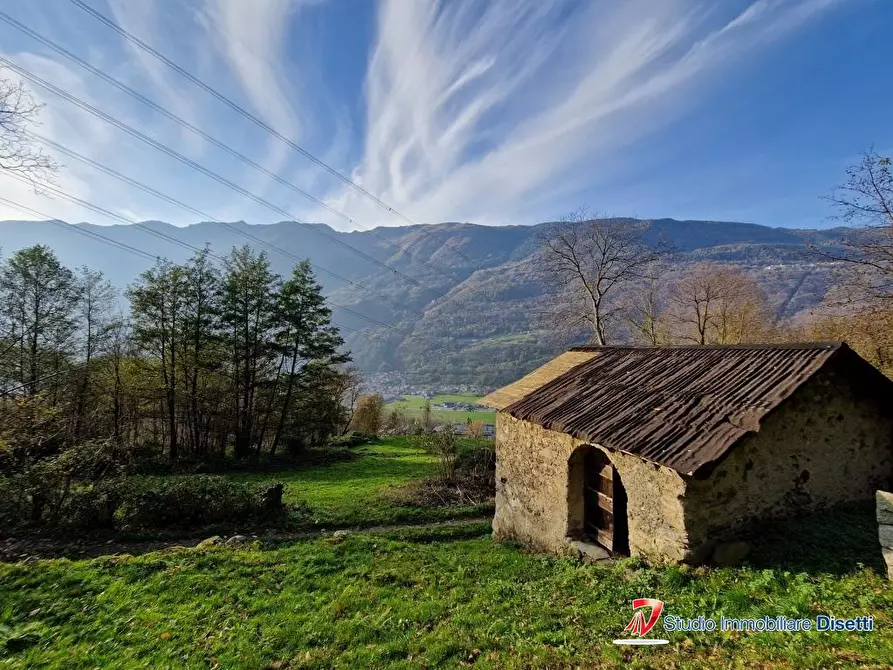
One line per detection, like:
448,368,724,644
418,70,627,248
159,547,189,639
337,366,364,435
624,262,667,345
813,149,893,307
667,264,772,345
538,208,663,345
0,72,59,186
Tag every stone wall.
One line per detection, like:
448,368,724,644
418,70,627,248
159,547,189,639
683,360,893,559
493,413,689,562
879,491,893,580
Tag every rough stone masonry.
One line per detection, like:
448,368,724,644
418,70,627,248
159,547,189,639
878,490,893,580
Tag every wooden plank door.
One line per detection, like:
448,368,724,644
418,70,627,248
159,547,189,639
583,449,615,551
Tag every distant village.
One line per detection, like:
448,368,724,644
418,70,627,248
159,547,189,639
364,371,492,404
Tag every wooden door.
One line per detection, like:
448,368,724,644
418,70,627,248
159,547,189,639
583,449,616,551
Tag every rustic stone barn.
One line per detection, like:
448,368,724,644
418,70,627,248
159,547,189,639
482,343,893,564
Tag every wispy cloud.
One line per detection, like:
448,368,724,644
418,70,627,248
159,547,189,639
0,0,844,229
331,0,842,226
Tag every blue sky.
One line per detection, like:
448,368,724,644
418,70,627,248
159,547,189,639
0,0,890,231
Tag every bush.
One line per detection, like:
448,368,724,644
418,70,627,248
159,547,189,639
111,476,286,529
387,445,495,508
409,428,460,483
455,446,495,482
0,474,289,532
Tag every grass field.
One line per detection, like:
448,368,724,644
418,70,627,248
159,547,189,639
385,394,495,423
2,440,892,669
226,438,492,528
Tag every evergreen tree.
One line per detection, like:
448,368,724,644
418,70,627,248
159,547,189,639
218,246,279,458
0,245,78,396
269,260,348,454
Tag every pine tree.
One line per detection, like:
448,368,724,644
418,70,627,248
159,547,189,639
218,246,279,458
269,260,348,454
0,245,78,396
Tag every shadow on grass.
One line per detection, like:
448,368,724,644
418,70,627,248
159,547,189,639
742,502,884,576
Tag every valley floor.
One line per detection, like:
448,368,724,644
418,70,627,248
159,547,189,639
1,440,891,669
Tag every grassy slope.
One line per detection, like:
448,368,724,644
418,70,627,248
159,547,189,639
2,441,891,669
384,394,495,423
227,438,491,528
1,520,891,669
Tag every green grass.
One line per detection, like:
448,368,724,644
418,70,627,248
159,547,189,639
226,437,491,528
385,394,495,423
2,443,890,668
1,518,891,669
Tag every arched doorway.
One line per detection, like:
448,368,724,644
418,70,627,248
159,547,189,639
568,446,628,554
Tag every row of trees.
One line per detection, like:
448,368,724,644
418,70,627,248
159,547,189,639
538,214,777,348
539,151,893,375
0,243,352,465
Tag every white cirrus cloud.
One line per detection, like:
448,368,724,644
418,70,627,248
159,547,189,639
324,0,843,228
0,0,847,231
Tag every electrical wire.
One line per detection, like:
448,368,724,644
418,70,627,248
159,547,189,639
65,0,477,267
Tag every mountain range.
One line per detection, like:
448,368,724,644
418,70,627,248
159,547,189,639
0,217,852,387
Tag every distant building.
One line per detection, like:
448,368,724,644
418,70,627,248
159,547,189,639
483,343,893,563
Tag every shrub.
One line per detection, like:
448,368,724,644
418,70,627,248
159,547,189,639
410,428,459,483
110,476,285,529
455,446,495,482
0,474,289,532
387,445,495,508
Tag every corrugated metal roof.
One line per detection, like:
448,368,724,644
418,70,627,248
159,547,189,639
503,343,884,477
481,350,599,410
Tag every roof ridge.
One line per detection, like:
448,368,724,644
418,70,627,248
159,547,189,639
568,342,843,352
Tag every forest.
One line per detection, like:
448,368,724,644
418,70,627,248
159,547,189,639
0,243,352,530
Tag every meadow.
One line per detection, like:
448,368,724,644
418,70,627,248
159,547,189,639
226,438,492,528
384,394,495,423
1,439,891,669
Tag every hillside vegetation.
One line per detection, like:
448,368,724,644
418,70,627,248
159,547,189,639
0,217,851,386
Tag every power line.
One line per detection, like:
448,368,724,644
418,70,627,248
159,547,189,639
0,193,159,262
3,172,210,257
0,172,411,337
0,193,400,361
64,0,477,267
0,10,466,288
0,56,451,304
25,130,424,318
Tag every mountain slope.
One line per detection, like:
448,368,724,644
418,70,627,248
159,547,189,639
0,217,850,386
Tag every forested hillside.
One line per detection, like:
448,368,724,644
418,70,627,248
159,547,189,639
0,217,852,386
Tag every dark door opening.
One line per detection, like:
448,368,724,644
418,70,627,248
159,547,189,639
583,449,628,554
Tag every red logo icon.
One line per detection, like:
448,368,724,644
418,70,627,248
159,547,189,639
613,598,669,645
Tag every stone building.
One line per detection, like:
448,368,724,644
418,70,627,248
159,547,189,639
482,343,893,564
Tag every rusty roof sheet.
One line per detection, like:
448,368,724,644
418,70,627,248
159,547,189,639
503,343,880,477
481,350,599,410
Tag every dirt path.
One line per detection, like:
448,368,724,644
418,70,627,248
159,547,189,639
0,517,493,563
